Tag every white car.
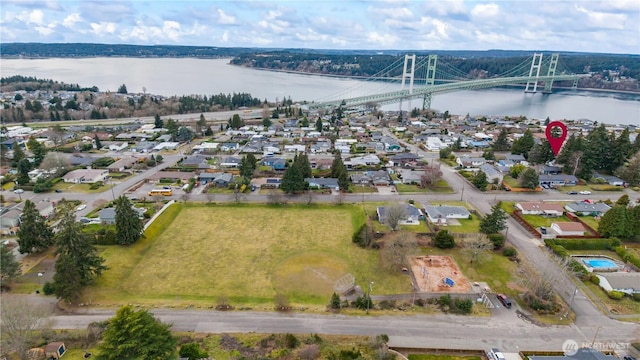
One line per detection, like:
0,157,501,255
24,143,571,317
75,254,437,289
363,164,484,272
579,190,592,195
13,188,24,194
75,204,87,211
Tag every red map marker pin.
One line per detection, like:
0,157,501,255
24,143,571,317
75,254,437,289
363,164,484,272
546,120,568,156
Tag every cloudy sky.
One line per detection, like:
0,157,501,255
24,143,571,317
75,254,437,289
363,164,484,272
1,0,639,54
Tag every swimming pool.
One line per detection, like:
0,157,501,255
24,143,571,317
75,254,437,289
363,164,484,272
581,258,619,272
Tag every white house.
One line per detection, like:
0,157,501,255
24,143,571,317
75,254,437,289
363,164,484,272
550,222,586,236
422,205,471,225
376,204,423,226
596,273,640,295
425,137,448,151
456,156,486,168
62,169,108,184
515,202,564,216
284,144,306,153
108,142,128,152
153,142,179,151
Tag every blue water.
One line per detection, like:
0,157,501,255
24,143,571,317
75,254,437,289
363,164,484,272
582,259,617,269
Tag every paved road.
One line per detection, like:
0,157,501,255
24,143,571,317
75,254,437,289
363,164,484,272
7,135,640,351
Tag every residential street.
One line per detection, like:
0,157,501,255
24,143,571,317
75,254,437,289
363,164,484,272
4,135,639,352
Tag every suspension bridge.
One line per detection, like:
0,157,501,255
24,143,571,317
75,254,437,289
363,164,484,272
307,53,589,111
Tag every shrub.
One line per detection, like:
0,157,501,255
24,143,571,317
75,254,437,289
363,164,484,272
354,295,373,311
633,293,640,302
433,230,455,249
488,234,505,249
453,298,473,314
179,343,209,360
329,292,341,309
503,247,517,257
607,290,625,300
438,294,451,308
589,274,600,285
284,333,299,349
42,281,55,295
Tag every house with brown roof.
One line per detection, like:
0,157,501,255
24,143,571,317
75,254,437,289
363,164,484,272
550,222,586,236
515,202,564,216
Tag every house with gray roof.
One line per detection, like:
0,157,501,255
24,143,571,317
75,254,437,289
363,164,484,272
479,164,503,184
596,272,640,295
564,202,611,216
539,174,578,187
592,171,625,186
376,204,423,227
422,204,471,225
305,178,339,190
456,156,486,168
181,155,210,169
397,169,422,184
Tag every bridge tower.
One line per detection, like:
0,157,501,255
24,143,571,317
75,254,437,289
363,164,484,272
399,54,416,111
422,55,438,109
542,53,559,94
525,53,543,93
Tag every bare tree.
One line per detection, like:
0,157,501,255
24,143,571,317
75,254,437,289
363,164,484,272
0,296,53,360
266,190,285,205
334,192,345,205
233,186,245,204
303,189,315,205
205,191,215,204
382,203,407,231
462,234,494,264
40,152,71,178
420,163,443,188
380,231,418,271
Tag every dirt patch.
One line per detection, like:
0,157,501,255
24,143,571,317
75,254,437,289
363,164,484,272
409,255,471,293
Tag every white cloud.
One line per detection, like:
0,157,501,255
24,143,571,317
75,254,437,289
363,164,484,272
90,22,116,36
217,9,237,25
471,3,500,19
62,13,81,28
35,24,54,36
162,20,182,42
366,32,399,47
27,9,44,25
422,0,468,17
575,5,627,30
221,30,229,42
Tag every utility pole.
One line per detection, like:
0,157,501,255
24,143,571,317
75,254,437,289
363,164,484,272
366,281,374,314
460,184,465,201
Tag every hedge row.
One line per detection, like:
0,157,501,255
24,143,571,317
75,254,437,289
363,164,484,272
552,238,621,251
614,246,640,269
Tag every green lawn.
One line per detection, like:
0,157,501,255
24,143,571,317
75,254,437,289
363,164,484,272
577,216,600,230
53,182,114,194
396,183,422,193
521,214,572,228
84,203,413,308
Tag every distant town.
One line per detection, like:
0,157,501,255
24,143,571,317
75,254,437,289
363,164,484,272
1,74,639,359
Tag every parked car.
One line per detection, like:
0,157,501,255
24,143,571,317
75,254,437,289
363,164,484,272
491,348,506,360
55,189,62,193
13,188,24,194
496,294,512,308
75,204,87,212
566,191,578,195
623,356,636,360
579,190,592,195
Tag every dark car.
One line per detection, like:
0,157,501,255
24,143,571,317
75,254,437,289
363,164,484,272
496,294,512,308
55,189,62,193
566,191,578,195
623,356,636,360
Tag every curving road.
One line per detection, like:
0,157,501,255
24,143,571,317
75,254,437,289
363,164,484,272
6,132,639,352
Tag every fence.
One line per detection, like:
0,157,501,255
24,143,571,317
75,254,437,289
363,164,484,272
512,210,542,238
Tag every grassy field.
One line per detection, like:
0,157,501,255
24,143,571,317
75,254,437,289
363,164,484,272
53,182,114,194
84,203,413,307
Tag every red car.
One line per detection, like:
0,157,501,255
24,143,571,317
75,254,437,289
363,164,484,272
496,294,512,308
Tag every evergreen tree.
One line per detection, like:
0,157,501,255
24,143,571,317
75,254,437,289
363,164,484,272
164,119,179,140
239,155,255,179
615,152,640,186
196,113,207,135
115,196,144,245
480,203,507,234
315,118,323,132
294,153,312,179
96,305,177,360
492,128,511,151
519,168,540,189
471,170,488,190
204,126,213,136
280,161,305,193
154,114,163,129
330,153,346,178
230,114,244,129
16,200,54,254
608,128,631,173
53,211,106,304
0,245,21,287
337,168,350,191
598,205,631,239
527,141,555,165
27,137,46,166
11,143,25,167
117,84,128,94
262,117,272,128
482,148,495,161
94,134,102,150
433,230,455,249
511,129,535,157
16,158,31,185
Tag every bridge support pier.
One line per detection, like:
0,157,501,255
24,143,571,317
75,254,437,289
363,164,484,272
542,53,559,94
525,53,543,93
